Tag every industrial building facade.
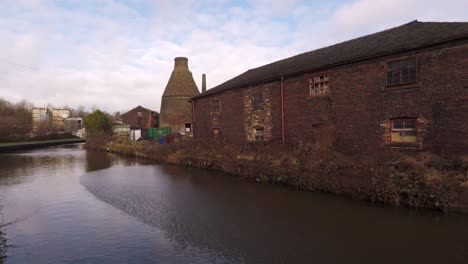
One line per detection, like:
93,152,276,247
192,21,468,154
121,105,159,129
159,57,200,134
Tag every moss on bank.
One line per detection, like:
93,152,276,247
86,136,468,213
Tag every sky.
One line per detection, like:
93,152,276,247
1,0,467,113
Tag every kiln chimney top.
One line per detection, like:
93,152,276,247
174,57,188,68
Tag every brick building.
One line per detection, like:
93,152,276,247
121,105,159,129
159,57,200,133
192,21,468,154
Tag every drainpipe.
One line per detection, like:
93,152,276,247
189,99,196,134
191,100,196,123
281,77,285,143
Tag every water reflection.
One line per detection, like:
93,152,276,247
81,165,468,264
1,145,468,264
0,146,85,186
85,150,112,172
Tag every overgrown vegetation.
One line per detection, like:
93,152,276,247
0,97,88,143
83,109,112,135
0,98,33,142
89,142,467,211
86,126,468,212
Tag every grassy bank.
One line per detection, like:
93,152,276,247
0,138,85,152
86,136,468,213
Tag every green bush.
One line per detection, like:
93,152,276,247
83,110,111,135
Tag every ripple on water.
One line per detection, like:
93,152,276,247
80,165,468,264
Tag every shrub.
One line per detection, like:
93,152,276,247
84,110,111,135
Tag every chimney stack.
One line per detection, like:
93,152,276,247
174,57,188,68
202,74,206,93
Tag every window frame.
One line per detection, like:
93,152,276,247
385,57,417,87
308,72,330,97
390,118,417,143
254,127,264,141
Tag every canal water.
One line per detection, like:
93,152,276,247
0,144,467,264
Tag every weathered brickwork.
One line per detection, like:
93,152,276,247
193,43,468,155
243,83,275,141
159,57,200,132
193,91,246,142
121,105,158,129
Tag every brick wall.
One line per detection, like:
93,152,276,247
121,106,158,129
159,96,193,132
193,92,246,143
193,42,468,154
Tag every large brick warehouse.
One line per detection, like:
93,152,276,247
191,21,468,154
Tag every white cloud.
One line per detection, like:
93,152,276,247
0,0,467,112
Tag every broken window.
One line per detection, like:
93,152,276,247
212,99,220,113
391,118,417,143
255,128,264,141
309,74,329,96
185,123,192,132
252,92,263,109
386,58,417,86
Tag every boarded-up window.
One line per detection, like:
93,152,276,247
391,119,417,143
386,58,417,86
255,128,264,141
252,93,263,109
309,74,329,96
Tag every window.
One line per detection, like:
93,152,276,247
212,99,220,113
386,58,417,86
252,93,263,109
255,128,264,141
185,123,192,132
213,128,220,137
391,119,417,143
137,111,142,117
309,74,329,96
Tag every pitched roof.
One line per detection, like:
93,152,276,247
194,20,468,99
122,105,159,116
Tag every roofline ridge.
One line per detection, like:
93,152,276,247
248,20,420,74
194,20,468,99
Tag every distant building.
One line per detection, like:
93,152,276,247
159,57,200,133
32,107,72,130
192,21,468,155
121,105,159,129
64,117,83,135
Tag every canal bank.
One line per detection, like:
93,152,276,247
1,145,468,263
86,137,468,213
0,138,85,152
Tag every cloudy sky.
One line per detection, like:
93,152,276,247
1,0,467,113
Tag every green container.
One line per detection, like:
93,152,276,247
162,127,172,135
157,127,172,137
148,128,158,140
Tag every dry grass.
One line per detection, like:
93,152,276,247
86,129,468,212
